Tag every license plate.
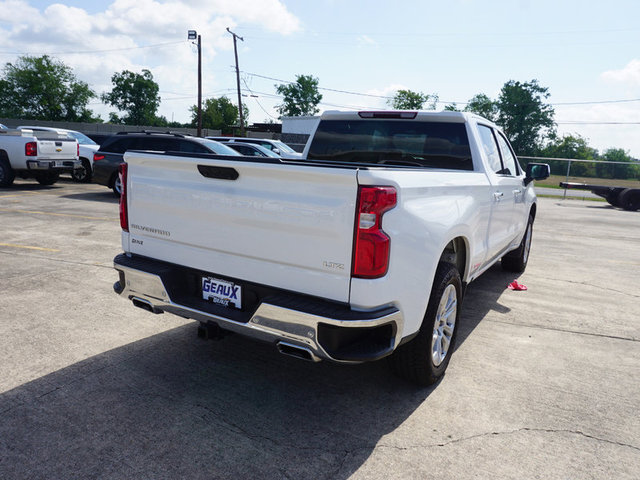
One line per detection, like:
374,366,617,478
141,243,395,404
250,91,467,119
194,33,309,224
202,276,242,309
54,161,63,167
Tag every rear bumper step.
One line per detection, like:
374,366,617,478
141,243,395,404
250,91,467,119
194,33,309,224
113,254,402,363
27,159,80,171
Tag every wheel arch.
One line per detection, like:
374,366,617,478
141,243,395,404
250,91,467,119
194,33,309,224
438,236,469,284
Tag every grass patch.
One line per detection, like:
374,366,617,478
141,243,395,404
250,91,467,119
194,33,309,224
536,175,640,189
537,193,607,202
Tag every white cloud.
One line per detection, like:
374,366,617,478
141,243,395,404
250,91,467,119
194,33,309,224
601,59,640,86
357,35,377,47
556,102,640,158
366,84,407,100
0,0,39,23
0,0,301,122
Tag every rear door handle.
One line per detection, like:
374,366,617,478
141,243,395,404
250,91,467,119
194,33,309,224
493,191,504,201
512,189,522,195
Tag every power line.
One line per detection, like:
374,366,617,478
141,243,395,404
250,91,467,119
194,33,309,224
242,71,394,99
241,78,278,120
554,99,640,106
0,40,185,56
240,88,387,111
557,121,640,125
239,26,640,38
241,70,640,107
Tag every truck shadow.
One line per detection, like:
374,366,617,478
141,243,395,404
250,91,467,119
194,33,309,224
457,263,518,345
0,183,61,192
60,191,119,203
0,266,515,480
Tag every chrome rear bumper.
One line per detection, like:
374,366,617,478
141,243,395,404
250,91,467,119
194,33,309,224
114,255,402,363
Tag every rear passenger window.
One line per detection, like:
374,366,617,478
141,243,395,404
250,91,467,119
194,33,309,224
178,140,209,153
103,138,135,154
138,137,175,151
477,125,503,174
495,133,519,176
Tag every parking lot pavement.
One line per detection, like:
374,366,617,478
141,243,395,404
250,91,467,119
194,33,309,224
536,186,600,199
1,179,639,480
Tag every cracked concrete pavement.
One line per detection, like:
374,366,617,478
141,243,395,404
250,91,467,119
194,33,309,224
0,179,639,479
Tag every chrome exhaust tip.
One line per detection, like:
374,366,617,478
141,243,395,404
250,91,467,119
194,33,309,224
277,341,321,362
131,297,162,315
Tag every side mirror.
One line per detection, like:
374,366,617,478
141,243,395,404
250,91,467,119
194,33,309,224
272,148,281,155
524,163,550,186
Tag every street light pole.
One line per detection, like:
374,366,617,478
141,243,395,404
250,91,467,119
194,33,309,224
227,27,244,136
188,30,202,137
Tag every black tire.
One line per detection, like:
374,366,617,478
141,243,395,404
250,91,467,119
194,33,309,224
390,262,462,386
71,158,92,183
0,154,16,187
111,172,122,197
606,191,621,207
502,214,534,273
618,189,640,212
35,171,60,186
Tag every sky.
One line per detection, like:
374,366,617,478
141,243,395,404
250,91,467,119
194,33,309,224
1,0,639,157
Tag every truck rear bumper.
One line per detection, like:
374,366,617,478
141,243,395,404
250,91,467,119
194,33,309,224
27,159,80,172
113,254,403,363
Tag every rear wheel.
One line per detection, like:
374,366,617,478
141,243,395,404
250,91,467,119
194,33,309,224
111,173,122,197
35,171,59,186
618,189,640,211
390,262,462,386
502,214,534,273
0,155,15,187
71,158,92,183
606,191,621,207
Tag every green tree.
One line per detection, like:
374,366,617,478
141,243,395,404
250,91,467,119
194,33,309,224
388,89,437,110
102,69,161,125
464,93,498,122
598,148,639,180
190,96,248,134
496,79,555,155
0,55,98,122
539,134,598,177
275,74,322,117
462,80,555,155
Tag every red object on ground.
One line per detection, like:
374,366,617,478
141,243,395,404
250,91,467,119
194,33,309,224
508,280,528,291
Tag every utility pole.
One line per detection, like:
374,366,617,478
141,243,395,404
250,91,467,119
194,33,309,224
188,30,202,137
197,33,202,137
227,27,245,136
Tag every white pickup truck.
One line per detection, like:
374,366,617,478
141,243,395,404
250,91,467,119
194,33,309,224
0,128,79,187
113,111,549,385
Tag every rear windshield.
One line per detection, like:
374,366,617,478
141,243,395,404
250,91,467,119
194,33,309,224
307,120,473,170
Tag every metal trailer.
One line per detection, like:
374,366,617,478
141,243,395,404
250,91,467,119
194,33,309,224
560,182,640,211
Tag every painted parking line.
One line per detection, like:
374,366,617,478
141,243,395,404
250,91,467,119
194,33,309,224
0,207,117,221
0,242,60,252
0,192,44,198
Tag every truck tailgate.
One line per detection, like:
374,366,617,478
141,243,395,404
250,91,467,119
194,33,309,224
124,152,359,303
36,139,77,159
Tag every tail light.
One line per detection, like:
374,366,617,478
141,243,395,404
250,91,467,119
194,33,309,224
352,186,397,278
77,143,80,157
94,153,105,162
119,163,128,232
25,142,37,156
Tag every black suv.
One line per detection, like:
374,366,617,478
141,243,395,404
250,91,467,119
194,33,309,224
92,131,240,196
